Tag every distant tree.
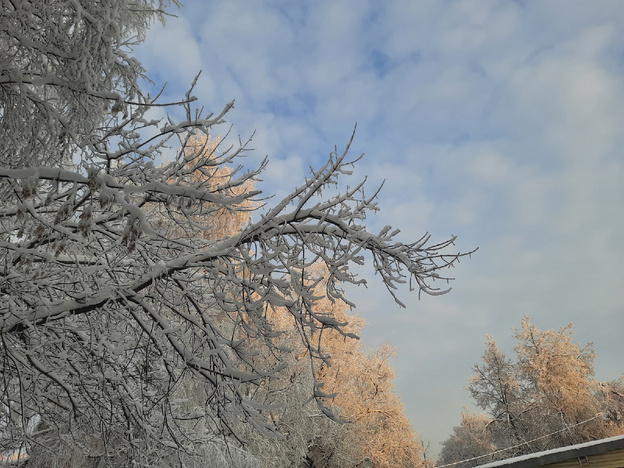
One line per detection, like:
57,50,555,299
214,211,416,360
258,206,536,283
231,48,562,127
438,410,495,468
446,317,617,468
239,267,425,468
0,1,469,465
594,378,624,433
514,317,604,449
468,335,533,455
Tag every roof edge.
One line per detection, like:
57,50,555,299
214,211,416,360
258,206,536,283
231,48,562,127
475,435,624,468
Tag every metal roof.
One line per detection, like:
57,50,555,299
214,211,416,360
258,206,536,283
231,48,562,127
475,435,624,468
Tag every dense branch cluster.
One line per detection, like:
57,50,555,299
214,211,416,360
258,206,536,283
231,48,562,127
0,1,469,466
1,0,178,169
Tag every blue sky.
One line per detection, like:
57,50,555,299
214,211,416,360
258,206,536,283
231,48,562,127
135,0,624,456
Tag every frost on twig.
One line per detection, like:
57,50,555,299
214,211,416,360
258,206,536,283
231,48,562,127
0,0,473,464
0,105,470,463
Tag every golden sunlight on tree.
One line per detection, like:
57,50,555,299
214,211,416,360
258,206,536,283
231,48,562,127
149,133,256,243
181,134,256,240
441,317,624,468
232,265,424,468
150,139,426,467
514,316,602,446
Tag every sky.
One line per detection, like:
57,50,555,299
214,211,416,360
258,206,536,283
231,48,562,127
135,0,624,457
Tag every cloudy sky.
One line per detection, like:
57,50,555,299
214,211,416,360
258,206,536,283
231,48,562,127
135,0,624,456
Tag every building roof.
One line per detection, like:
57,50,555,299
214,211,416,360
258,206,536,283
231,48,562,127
0,448,29,466
475,435,624,468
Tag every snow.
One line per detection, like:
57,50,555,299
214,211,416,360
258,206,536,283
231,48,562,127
475,435,624,468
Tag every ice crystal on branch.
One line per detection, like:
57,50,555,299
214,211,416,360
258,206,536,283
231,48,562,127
0,1,471,465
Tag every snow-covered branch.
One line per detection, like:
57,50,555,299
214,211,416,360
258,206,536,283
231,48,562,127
0,1,472,465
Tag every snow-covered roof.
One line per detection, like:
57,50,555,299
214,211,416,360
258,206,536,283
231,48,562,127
475,435,624,468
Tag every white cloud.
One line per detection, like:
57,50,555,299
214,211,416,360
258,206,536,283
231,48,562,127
137,15,203,95
469,149,512,184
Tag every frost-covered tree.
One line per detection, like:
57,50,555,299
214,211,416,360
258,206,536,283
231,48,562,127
468,335,533,455
446,317,615,467
513,317,603,449
437,411,495,468
0,1,469,466
0,0,177,169
595,378,624,433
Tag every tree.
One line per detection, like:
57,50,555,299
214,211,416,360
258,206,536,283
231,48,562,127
450,317,613,467
438,411,495,468
305,317,425,468
514,317,603,449
0,1,470,465
468,336,532,455
1,0,178,169
594,378,624,433
237,267,426,468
